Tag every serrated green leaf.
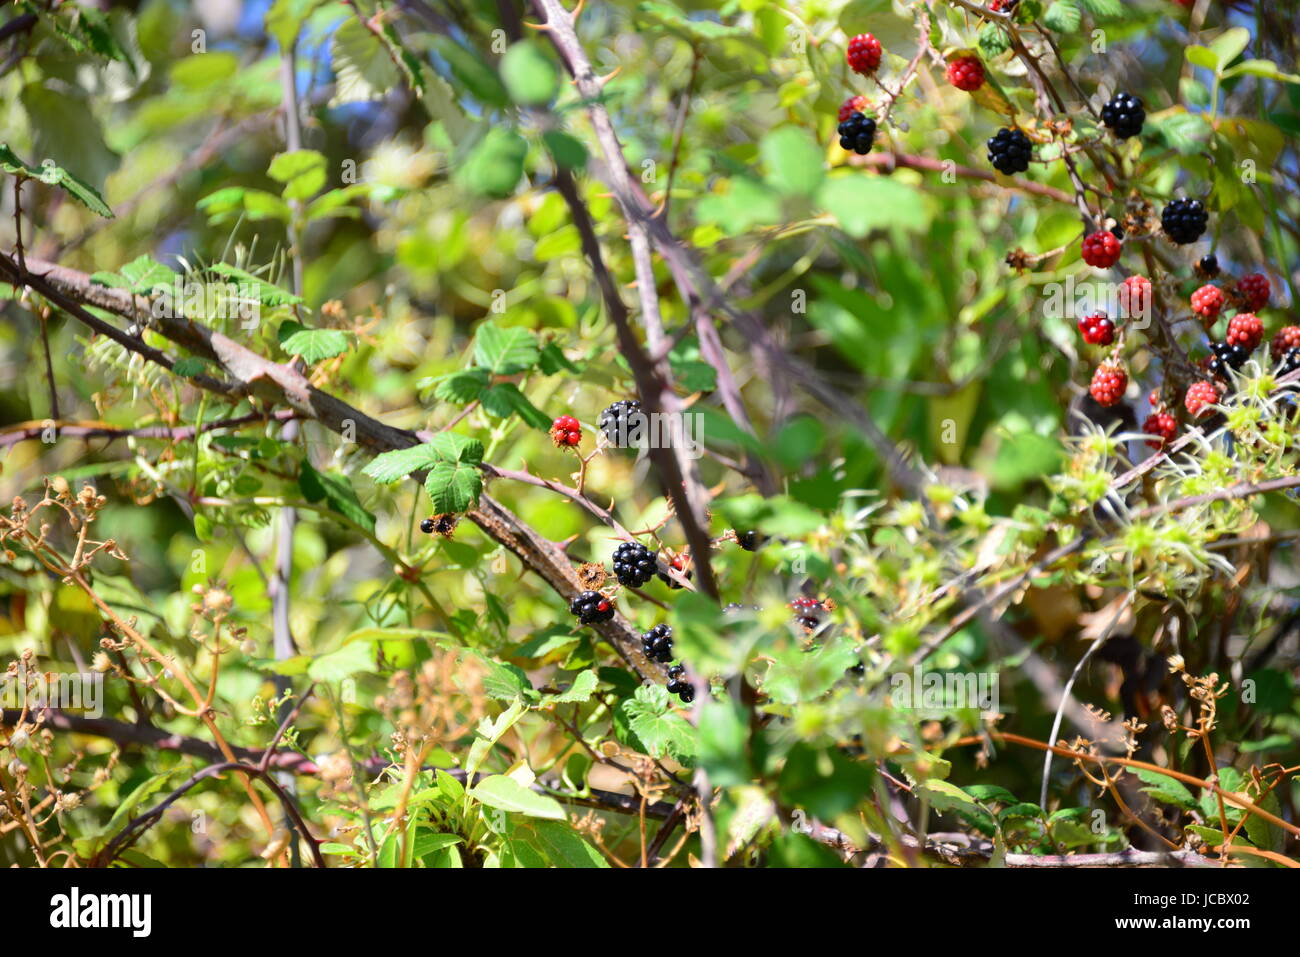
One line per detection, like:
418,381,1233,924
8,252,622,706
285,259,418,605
1129,766,1198,810
1042,0,1081,33
433,368,490,403
278,320,350,362
331,17,401,105
473,320,539,374
549,669,598,704
363,444,441,484
480,383,551,429
425,459,483,513
617,684,696,763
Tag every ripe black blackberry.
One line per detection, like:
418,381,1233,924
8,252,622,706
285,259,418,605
1208,340,1249,379
611,541,657,587
987,127,1032,175
641,623,674,663
671,681,695,703
1279,347,1300,379
836,111,876,156
667,664,685,679
736,530,763,551
570,590,615,625
419,518,435,534
1100,91,1145,139
599,399,644,447
1161,198,1208,245
1196,253,1219,278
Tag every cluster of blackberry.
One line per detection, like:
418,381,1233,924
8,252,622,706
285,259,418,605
611,540,657,587
836,111,877,156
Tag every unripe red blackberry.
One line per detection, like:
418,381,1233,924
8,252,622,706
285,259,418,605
1190,284,1224,319
946,56,985,91
1089,364,1127,407
550,414,582,448
1118,275,1151,319
838,94,869,122
1225,312,1263,351
657,553,692,589
1235,273,1269,312
1142,412,1177,450
1270,325,1300,361
1081,231,1122,268
1077,313,1115,346
846,33,882,74
1184,381,1219,418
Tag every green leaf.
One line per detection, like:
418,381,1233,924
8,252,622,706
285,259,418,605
1042,0,1081,33
268,149,327,201
308,641,375,681
528,820,608,867
1185,45,1219,72
429,36,508,107
469,775,566,819
760,126,824,198
171,357,210,378
617,684,696,764
277,320,350,362
170,52,238,89
425,459,483,513
1129,766,1198,810
432,368,490,403
538,342,581,375
816,174,932,236
473,320,539,374
457,128,528,199
331,17,401,105
500,41,559,106
1208,26,1251,70
363,444,441,484
917,779,997,836
298,460,376,532
477,654,538,702
977,23,1011,58
207,263,302,306
265,0,327,48
549,669,598,704
541,130,587,171
1077,0,1123,20
0,143,113,218
480,383,551,429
